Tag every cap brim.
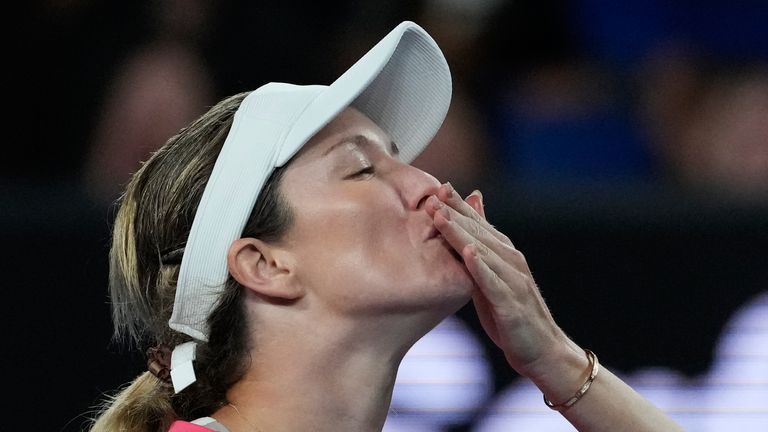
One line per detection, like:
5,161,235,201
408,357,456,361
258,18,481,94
276,20,452,165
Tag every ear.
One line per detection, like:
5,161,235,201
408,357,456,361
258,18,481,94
227,237,302,300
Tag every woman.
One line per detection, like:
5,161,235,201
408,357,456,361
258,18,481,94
90,21,682,431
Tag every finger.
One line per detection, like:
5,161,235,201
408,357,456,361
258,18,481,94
427,193,513,248
463,243,542,344
433,205,527,272
471,282,502,347
433,184,512,247
462,243,527,308
432,194,522,261
464,192,514,247
436,182,482,222
465,192,485,218
433,204,493,259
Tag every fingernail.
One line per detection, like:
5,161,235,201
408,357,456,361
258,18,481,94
439,207,451,220
471,199,482,213
444,182,454,197
430,195,443,210
474,190,484,206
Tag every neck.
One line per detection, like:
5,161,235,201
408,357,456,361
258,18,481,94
214,312,437,432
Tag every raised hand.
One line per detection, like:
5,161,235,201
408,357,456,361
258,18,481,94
426,183,685,431
425,182,573,379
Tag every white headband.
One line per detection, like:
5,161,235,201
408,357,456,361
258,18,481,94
167,21,452,392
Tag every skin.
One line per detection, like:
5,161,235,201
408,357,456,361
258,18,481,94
215,107,684,431
427,185,684,431
273,108,474,321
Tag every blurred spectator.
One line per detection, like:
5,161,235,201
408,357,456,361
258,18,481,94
82,0,214,204
16,2,145,182
492,61,655,184
479,0,768,191
574,0,768,198
640,54,768,198
480,0,656,185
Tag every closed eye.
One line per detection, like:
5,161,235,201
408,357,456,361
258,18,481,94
346,166,375,179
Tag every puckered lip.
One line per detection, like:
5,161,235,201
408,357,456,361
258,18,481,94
425,225,462,261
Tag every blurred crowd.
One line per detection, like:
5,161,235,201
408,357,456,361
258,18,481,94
16,0,768,206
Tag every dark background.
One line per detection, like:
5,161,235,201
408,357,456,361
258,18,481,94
7,1,768,430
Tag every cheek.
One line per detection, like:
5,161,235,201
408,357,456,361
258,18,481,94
290,208,473,315
284,187,471,305
290,202,399,274
296,206,425,301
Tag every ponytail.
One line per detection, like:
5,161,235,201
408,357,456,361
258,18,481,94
87,92,294,431
90,372,174,432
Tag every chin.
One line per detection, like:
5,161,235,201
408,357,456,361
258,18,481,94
427,269,474,318
445,256,476,295
445,280,474,312
408,287,472,347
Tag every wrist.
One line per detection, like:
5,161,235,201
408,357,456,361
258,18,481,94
544,349,599,410
520,342,592,405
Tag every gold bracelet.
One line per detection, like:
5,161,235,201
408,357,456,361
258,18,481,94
543,349,599,411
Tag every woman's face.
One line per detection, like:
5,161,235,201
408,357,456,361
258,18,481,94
277,107,474,318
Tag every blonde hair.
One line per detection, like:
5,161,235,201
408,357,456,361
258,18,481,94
89,92,294,431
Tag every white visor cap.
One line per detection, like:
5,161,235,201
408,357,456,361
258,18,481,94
170,21,452,341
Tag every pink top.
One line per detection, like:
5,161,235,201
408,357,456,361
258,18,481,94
168,420,215,432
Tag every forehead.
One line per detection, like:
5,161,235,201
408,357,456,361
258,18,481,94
292,107,391,160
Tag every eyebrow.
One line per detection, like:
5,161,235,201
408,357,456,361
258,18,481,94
322,134,400,157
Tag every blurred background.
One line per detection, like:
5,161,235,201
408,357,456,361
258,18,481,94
7,0,767,430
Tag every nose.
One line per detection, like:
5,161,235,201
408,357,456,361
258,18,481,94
389,160,441,210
